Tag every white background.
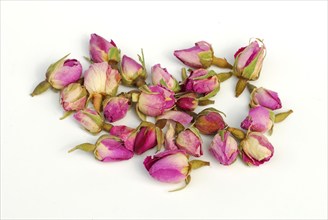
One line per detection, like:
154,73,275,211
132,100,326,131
1,1,327,219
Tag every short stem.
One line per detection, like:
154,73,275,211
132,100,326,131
102,123,113,132
227,127,246,140
235,78,248,97
216,72,233,82
189,160,210,170
30,80,51,97
93,93,103,113
198,99,215,106
169,175,191,192
247,83,257,93
68,143,96,153
212,56,233,69
60,111,73,120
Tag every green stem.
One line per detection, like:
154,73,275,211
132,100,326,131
212,56,233,69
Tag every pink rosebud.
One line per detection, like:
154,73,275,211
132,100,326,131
103,96,130,122
240,132,274,166
151,64,180,92
250,87,282,110
60,83,87,112
183,69,220,98
176,127,203,157
176,93,198,111
134,122,157,155
109,125,136,152
174,41,213,69
233,39,266,81
121,55,146,86
73,108,104,134
94,135,134,162
138,85,175,117
209,130,238,165
144,150,190,183
89,33,117,63
241,106,274,133
84,62,121,112
156,110,193,127
69,135,133,162
31,55,82,96
194,108,226,135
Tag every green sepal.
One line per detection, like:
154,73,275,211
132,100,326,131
198,51,213,68
159,78,168,87
193,70,217,80
198,99,215,106
135,103,147,121
189,160,210,170
137,48,147,77
169,175,191,192
155,126,164,152
218,130,226,141
68,143,96,153
216,72,233,82
107,47,121,63
247,83,257,93
30,80,51,97
235,78,248,97
96,134,122,146
198,84,220,101
181,68,188,81
227,127,246,140
60,111,73,120
274,110,293,123
83,56,93,64
197,107,226,118
188,126,202,140
155,119,167,129
46,54,70,79
138,85,154,94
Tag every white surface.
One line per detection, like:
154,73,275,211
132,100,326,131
1,1,327,219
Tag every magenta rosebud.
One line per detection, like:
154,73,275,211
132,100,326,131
60,83,87,112
209,130,238,165
240,132,274,166
151,64,180,92
183,69,220,98
69,135,133,162
250,87,282,110
176,127,203,157
194,108,226,135
73,108,104,134
137,85,175,117
174,41,213,69
84,62,121,112
176,93,198,111
109,125,136,152
121,55,147,87
31,54,82,96
233,39,266,81
89,33,117,63
103,96,130,122
241,106,275,133
134,122,158,155
144,150,190,183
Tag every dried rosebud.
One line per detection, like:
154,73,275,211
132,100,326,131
134,122,158,155
183,69,220,99
151,64,180,92
164,122,179,150
174,41,213,69
176,93,198,111
121,55,146,87
89,33,118,63
233,39,266,81
194,108,226,135
209,130,238,165
250,87,282,110
241,106,274,133
109,125,136,152
84,62,121,112
73,108,104,134
31,54,82,96
60,83,87,112
69,135,133,162
103,96,130,122
240,132,274,166
137,85,175,117
233,39,266,97
144,150,190,183
176,127,203,157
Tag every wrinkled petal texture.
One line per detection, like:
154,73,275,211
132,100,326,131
73,109,102,133
252,87,282,110
51,59,82,89
237,41,260,70
143,150,188,183
95,138,133,162
156,110,193,127
176,130,202,157
90,33,116,63
164,122,179,150
109,125,135,141
176,93,198,111
241,106,273,133
209,131,238,165
151,64,177,90
184,69,219,95
134,127,157,155
195,112,226,135
122,55,143,80
241,132,274,166
103,97,130,122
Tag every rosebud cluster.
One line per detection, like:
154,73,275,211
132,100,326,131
31,34,292,191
